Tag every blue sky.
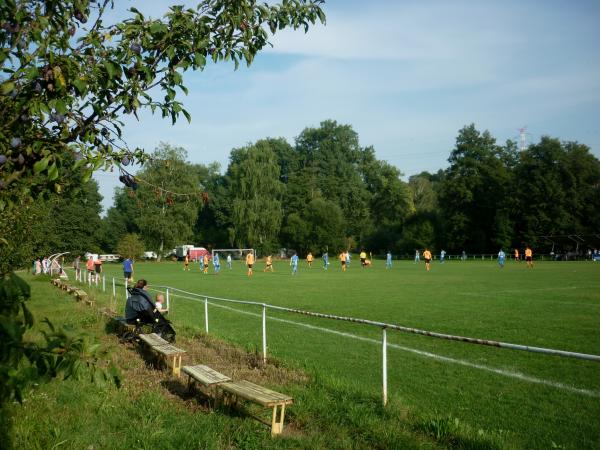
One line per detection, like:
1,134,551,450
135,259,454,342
95,0,600,212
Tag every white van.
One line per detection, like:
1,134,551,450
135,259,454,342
99,254,121,263
143,251,158,260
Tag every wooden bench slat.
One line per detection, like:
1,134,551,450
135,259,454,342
153,344,186,356
182,365,231,386
220,380,293,407
139,333,169,348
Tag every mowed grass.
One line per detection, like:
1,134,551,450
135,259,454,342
97,258,600,449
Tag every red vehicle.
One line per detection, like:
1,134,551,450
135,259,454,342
188,247,210,261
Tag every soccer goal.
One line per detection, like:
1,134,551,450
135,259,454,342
211,248,255,261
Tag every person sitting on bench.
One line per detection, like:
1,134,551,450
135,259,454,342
125,279,156,325
125,279,176,342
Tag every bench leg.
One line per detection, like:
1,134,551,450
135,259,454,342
171,355,182,377
271,403,286,436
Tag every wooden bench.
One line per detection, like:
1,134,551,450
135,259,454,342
74,289,88,301
219,380,293,436
139,332,169,347
138,333,186,377
182,364,231,406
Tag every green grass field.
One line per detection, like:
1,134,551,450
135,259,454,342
12,259,600,449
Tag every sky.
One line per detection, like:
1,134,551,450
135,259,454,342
94,0,600,213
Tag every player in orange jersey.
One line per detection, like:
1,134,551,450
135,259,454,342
525,246,533,268
245,251,255,276
423,249,432,271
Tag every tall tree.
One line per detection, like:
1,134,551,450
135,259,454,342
133,144,202,259
101,186,140,253
193,162,230,249
227,140,284,252
293,120,372,242
43,179,105,255
438,124,513,252
361,148,413,251
513,137,600,247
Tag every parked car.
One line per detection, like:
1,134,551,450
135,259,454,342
99,254,121,262
143,251,158,260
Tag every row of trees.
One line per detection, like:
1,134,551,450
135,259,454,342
38,121,599,259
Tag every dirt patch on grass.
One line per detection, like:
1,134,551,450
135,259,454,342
99,318,309,414
180,332,310,387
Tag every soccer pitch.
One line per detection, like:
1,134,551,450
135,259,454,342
100,258,600,448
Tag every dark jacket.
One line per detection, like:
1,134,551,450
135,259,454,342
125,288,155,321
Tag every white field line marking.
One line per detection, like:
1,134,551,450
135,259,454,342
157,290,600,399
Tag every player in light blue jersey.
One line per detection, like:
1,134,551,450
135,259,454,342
386,251,392,269
226,254,232,269
322,252,329,270
213,252,221,273
345,251,351,267
199,255,205,273
498,249,506,268
290,253,299,275
440,249,446,263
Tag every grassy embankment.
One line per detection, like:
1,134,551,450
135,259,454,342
9,259,600,449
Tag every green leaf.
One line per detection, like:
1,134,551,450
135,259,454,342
55,99,67,115
103,61,121,80
194,52,206,68
150,22,167,35
1,82,15,95
73,157,87,170
182,109,191,123
47,163,59,181
81,169,92,184
33,157,49,174
72,79,87,94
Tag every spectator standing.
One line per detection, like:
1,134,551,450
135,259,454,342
73,255,81,280
86,257,95,280
94,257,103,284
123,256,134,282
35,258,42,275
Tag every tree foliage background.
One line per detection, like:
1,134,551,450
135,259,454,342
102,121,599,257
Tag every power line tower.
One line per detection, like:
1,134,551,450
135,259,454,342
518,126,527,151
